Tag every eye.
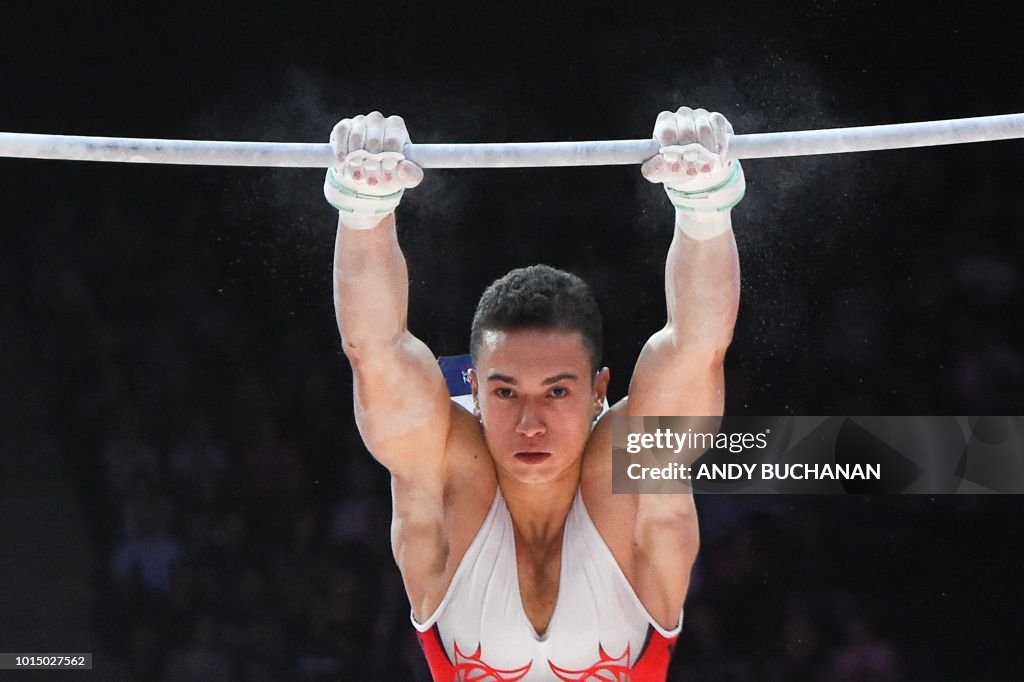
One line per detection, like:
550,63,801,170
549,386,569,398
494,387,516,399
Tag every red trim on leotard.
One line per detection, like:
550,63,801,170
416,625,455,678
416,624,677,681
630,625,678,680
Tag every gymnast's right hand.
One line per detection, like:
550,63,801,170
324,111,424,229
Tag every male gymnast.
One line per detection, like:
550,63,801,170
326,107,743,680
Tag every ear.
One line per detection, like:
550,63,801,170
468,368,481,415
593,367,611,414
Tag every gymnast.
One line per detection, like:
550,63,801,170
326,107,743,680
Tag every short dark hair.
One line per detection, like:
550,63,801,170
470,265,603,374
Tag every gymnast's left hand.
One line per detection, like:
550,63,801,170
641,107,745,227
641,107,735,190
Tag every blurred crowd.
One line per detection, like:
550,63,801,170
94,410,422,680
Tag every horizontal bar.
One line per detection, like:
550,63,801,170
1,113,1022,168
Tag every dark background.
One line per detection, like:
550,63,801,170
2,1,1023,679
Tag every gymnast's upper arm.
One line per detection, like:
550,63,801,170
347,330,452,475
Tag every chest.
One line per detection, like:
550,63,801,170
514,534,564,637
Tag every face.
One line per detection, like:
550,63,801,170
470,329,610,485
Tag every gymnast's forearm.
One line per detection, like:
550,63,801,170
325,114,425,363
640,109,744,354
664,213,741,352
333,213,412,360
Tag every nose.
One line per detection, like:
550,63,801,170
515,403,546,438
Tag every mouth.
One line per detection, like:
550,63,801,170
514,451,552,465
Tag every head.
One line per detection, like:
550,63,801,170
468,265,610,484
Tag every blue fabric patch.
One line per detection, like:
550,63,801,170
438,354,473,397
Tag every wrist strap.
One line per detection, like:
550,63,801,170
324,168,405,215
664,160,745,214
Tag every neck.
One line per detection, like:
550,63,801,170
497,465,580,546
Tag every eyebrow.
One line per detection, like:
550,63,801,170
486,372,579,385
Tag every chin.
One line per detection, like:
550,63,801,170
509,468,561,486
503,452,579,485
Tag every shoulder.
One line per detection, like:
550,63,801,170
579,399,635,569
392,400,498,622
443,402,498,496
579,397,627,494
395,400,496,524
579,398,699,627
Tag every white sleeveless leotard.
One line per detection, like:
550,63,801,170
412,487,682,681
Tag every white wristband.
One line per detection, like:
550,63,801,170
664,160,746,215
323,150,408,228
324,168,404,213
